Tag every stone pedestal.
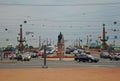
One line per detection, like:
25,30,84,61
56,43,64,60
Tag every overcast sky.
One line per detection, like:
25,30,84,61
0,0,120,47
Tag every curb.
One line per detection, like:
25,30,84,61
0,61,17,64
46,58,74,61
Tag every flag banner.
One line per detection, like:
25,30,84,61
106,36,109,40
114,35,118,39
26,32,34,35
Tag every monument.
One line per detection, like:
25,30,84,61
47,32,74,58
57,32,64,60
100,24,108,50
17,24,26,52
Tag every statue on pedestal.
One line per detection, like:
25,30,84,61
57,32,64,60
47,32,74,58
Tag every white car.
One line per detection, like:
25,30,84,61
21,53,31,61
73,50,79,54
46,46,56,54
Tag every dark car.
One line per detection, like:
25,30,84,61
75,54,99,63
65,47,75,54
85,51,91,54
100,52,110,59
17,54,22,61
65,48,71,54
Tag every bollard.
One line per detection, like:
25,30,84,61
42,45,48,68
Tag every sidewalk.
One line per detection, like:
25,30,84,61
0,59,17,64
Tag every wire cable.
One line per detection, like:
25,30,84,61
0,2,120,6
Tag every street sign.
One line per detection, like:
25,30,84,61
106,36,109,40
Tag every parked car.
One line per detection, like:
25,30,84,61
8,54,17,60
17,52,31,61
85,51,91,54
78,49,85,53
39,50,44,56
100,51,110,59
65,47,74,53
21,53,31,61
40,46,56,56
30,52,38,58
73,50,79,54
30,52,39,58
75,54,99,63
17,54,23,61
65,48,71,54
46,46,56,54
109,53,120,61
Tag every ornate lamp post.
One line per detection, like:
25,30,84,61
17,24,26,52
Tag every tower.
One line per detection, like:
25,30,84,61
100,24,108,50
17,24,26,52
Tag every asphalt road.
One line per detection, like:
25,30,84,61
0,54,120,69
